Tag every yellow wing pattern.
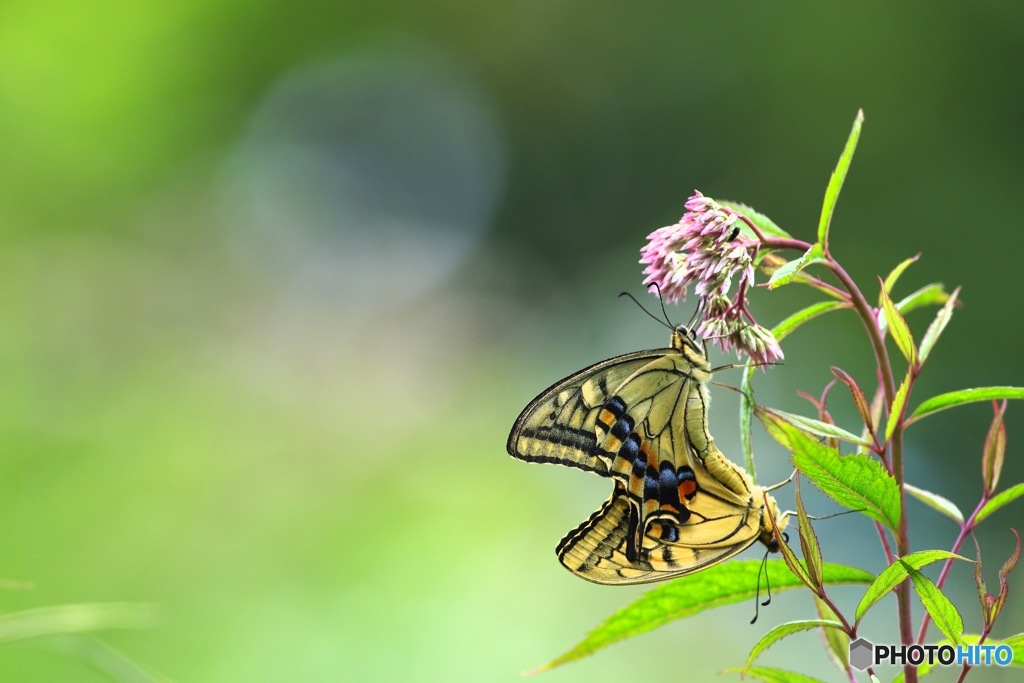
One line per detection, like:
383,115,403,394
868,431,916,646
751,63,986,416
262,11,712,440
507,327,789,584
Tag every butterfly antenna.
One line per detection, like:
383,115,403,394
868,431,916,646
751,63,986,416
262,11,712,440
686,297,704,330
750,546,772,624
780,507,864,521
765,469,797,492
618,291,673,330
651,283,675,328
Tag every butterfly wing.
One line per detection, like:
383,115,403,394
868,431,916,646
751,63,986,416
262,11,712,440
556,482,765,585
507,349,676,476
556,433,775,585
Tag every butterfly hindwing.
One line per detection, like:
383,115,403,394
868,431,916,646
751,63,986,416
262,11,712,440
556,482,763,585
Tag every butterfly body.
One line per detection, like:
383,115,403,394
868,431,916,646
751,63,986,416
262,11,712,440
507,326,788,585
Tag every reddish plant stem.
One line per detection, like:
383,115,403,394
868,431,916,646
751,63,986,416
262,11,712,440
875,521,896,565
758,236,916,682
826,258,916,683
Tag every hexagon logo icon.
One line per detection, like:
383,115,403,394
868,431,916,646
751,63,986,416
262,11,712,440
849,638,874,671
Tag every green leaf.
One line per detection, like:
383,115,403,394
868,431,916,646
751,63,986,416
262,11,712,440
795,478,823,590
759,410,901,530
767,243,827,290
830,367,874,437
719,201,793,239
0,603,158,643
743,620,844,674
49,638,168,683
1002,633,1024,667
818,109,864,248
908,387,1024,423
900,560,964,646
973,536,990,626
879,278,917,366
772,301,848,342
758,253,845,299
918,285,960,366
725,666,831,683
760,406,873,448
533,560,872,672
855,551,967,624
975,482,1024,524
740,366,758,484
767,494,815,591
885,372,911,442
905,483,964,524
991,529,1022,623
812,594,849,673
982,400,1008,496
880,254,920,308
894,282,950,317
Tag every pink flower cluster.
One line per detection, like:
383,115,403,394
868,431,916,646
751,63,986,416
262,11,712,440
640,191,783,365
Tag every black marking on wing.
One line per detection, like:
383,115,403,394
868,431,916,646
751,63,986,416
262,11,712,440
507,349,676,475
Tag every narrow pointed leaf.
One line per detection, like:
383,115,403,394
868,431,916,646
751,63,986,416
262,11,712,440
982,400,1008,496
767,496,815,590
795,479,823,590
879,278,917,366
818,109,863,248
885,372,911,442
918,285,960,366
908,387,1024,424
773,301,848,342
878,281,953,335
740,365,758,483
743,620,844,674
993,529,1022,620
858,385,887,455
768,243,827,290
855,551,967,624
725,666,831,683
830,367,873,436
0,603,158,643
533,560,872,672
1002,633,1024,666
895,282,950,316
758,410,901,530
975,483,1024,524
880,254,920,308
973,537,990,626
720,201,793,239
900,560,964,646
813,594,849,673
905,483,964,524
758,253,845,299
761,406,873,448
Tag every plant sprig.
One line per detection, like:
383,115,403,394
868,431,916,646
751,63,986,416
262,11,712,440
528,110,1024,683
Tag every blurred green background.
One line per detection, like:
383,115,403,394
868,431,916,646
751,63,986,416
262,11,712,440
1,2,1022,681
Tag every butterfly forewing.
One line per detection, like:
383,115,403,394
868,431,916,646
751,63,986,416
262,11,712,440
507,349,676,476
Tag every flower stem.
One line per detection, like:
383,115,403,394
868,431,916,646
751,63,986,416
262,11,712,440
824,257,916,683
